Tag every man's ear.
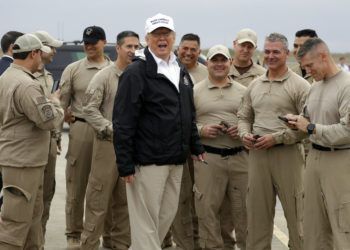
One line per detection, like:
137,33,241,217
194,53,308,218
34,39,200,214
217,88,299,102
8,44,14,55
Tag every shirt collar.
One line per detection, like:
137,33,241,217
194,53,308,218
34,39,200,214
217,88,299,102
261,68,291,83
206,77,233,89
84,56,111,69
2,55,13,60
149,49,177,66
10,63,36,79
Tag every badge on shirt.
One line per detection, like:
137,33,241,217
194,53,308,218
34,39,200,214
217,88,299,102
41,104,54,121
183,75,190,86
36,96,47,105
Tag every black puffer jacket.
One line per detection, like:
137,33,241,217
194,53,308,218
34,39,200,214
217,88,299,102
112,47,204,177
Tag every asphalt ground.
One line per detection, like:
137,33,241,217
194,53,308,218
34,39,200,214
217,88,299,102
45,131,290,250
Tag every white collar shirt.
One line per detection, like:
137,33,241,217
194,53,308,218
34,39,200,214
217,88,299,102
149,49,180,91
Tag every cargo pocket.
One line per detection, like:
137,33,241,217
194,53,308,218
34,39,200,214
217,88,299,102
232,187,245,227
116,177,127,205
2,185,32,222
86,178,103,211
193,184,207,244
295,190,304,237
65,156,77,192
81,222,96,244
337,193,350,233
181,216,194,237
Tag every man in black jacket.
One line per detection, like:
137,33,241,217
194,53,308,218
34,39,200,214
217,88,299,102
0,31,23,75
112,13,205,250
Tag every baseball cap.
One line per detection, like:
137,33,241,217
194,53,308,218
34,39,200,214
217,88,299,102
82,26,106,44
235,28,258,48
34,31,63,48
12,34,51,54
145,13,175,34
207,45,231,60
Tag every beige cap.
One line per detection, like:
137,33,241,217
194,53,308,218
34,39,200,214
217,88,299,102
33,31,63,48
235,28,257,47
145,13,175,33
13,34,51,54
207,44,231,60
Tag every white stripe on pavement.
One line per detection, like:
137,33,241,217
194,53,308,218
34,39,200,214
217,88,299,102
274,224,289,247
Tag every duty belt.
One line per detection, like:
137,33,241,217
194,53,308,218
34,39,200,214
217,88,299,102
203,145,244,157
73,116,86,123
312,143,350,152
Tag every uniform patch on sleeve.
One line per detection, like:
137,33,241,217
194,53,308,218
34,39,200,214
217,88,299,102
41,104,54,121
36,96,47,105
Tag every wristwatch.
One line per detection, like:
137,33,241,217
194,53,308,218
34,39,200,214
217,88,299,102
307,123,315,135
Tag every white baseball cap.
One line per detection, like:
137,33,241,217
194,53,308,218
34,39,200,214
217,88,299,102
207,44,231,60
13,34,51,54
34,31,63,48
235,28,258,48
145,13,175,34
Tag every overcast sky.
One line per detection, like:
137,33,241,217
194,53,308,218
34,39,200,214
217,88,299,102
2,0,349,53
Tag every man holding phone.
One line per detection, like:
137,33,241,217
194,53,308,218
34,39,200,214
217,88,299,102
33,31,63,239
238,33,310,250
288,38,350,249
193,45,248,250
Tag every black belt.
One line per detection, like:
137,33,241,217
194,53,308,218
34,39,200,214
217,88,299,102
312,143,350,151
203,145,244,157
73,116,86,123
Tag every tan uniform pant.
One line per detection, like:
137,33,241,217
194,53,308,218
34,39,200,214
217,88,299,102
42,137,57,238
304,148,350,250
0,166,44,249
220,196,236,250
171,162,195,250
65,121,94,239
246,144,304,250
126,164,183,250
81,138,130,250
194,151,248,250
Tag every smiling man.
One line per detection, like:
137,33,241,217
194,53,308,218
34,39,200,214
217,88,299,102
193,45,248,250
80,30,140,250
291,29,318,83
59,25,112,248
32,30,63,240
238,33,310,250
112,13,205,250
177,33,208,83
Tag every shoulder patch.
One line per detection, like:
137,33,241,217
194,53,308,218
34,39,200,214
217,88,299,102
36,96,47,104
42,104,54,120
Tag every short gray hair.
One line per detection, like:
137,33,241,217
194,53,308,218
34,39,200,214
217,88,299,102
265,33,289,51
297,38,326,60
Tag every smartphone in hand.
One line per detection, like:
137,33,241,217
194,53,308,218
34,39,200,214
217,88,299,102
278,115,289,123
51,80,60,93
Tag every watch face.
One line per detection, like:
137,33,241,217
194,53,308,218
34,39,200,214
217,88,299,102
307,123,315,134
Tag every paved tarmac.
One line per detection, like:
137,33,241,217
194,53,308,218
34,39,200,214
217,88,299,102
45,131,290,249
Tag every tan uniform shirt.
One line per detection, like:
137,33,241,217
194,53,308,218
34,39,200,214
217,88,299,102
0,64,64,167
229,62,266,87
188,63,208,84
194,77,246,148
291,64,314,83
34,69,54,96
238,69,310,144
60,57,112,118
305,70,350,147
34,69,61,137
83,63,122,136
